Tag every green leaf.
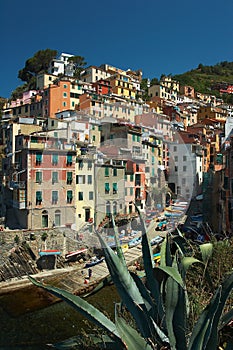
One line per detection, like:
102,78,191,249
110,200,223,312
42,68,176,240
199,243,213,264
160,235,173,268
53,334,122,349
133,203,165,323
115,306,154,350
111,213,127,268
219,308,233,330
96,231,154,339
165,257,187,350
28,276,121,342
158,266,184,289
188,273,233,350
181,257,202,275
83,275,112,298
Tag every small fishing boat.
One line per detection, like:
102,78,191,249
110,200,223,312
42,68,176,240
84,256,105,268
65,248,88,259
39,249,61,256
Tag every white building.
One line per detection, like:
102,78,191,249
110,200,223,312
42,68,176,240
168,142,203,200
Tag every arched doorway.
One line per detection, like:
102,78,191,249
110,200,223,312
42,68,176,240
42,210,48,228
113,201,117,216
106,201,111,217
55,210,61,226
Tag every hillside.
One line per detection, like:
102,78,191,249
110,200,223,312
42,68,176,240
172,61,233,102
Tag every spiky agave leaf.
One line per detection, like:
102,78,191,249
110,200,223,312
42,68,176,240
51,334,122,349
133,203,165,322
188,273,233,350
165,256,187,350
96,231,156,339
28,276,122,344
160,235,173,268
83,275,112,298
111,213,127,268
199,243,213,264
115,304,154,350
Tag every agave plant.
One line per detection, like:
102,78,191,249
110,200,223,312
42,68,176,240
29,210,233,350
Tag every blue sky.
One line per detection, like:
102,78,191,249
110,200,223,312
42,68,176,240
1,0,232,98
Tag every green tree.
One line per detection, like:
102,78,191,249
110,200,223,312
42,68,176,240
18,49,58,84
68,55,87,79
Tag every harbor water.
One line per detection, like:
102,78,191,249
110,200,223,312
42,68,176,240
0,283,120,350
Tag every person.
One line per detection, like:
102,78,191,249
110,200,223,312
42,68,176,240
88,268,92,279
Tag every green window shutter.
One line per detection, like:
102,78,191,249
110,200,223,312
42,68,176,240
67,172,73,183
52,191,58,202
130,174,134,182
113,168,117,176
36,152,42,163
78,192,83,200
52,154,58,165
130,187,133,195
36,172,42,183
52,172,58,183
67,154,72,165
36,191,42,204
105,167,109,176
67,190,73,202
88,160,92,169
113,183,118,193
105,183,110,192
132,134,136,141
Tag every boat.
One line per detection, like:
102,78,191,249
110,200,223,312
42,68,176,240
65,248,88,259
39,250,61,256
84,256,105,268
153,252,161,263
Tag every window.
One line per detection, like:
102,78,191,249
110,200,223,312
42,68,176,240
183,155,187,161
183,166,187,172
89,191,94,200
63,84,67,88
63,102,67,107
87,175,92,184
105,167,109,177
67,154,72,166
76,175,85,184
78,160,84,169
182,178,186,185
55,210,61,226
78,192,83,201
113,168,117,176
42,210,48,228
67,172,73,184
174,156,178,162
175,166,178,172
52,154,58,165
36,191,42,205
52,191,58,204
36,171,42,183
174,146,177,152
67,190,73,203
36,152,42,165
52,171,58,184
92,135,96,142
88,160,92,170
105,183,110,194
113,183,118,194
130,174,134,182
